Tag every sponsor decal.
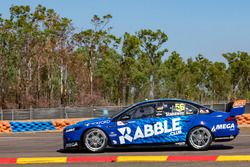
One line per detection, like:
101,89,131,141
165,112,184,116
109,132,117,137
117,121,125,126
117,118,182,144
175,142,186,145
156,112,163,117
175,103,185,112
211,123,235,132
86,120,110,126
95,120,110,124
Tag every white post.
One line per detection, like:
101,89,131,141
0,107,3,120
30,106,33,120
12,110,14,121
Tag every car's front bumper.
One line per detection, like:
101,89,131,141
64,141,81,149
63,128,83,150
63,134,82,150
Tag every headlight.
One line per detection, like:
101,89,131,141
65,127,79,133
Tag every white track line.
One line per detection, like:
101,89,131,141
238,134,250,137
0,137,51,139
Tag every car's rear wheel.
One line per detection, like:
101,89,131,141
187,127,212,150
83,128,107,153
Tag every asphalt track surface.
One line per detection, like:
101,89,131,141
1,128,250,167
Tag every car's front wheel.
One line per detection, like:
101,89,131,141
187,127,212,150
83,128,108,153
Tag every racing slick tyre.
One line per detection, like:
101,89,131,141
83,128,108,153
187,126,212,150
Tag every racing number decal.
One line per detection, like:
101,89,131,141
175,103,185,112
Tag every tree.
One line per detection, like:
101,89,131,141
187,55,212,103
120,32,141,104
161,51,195,99
73,14,120,102
0,14,17,108
137,29,168,99
96,48,121,104
0,5,75,108
130,53,151,102
223,52,250,99
1,4,250,108
208,62,230,102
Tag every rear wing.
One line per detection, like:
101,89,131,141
228,100,247,116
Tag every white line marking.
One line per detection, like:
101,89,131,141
0,137,50,139
239,134,250,137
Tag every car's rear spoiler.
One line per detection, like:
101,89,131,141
227,100,247,116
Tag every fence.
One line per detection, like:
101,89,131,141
0,106,122,121
0,103,250,121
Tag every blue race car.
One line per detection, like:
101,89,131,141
63,99,246,152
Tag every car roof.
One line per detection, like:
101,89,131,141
135,98,199,106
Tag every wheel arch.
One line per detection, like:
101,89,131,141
186,125,215,142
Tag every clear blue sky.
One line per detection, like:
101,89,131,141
1,0,250,62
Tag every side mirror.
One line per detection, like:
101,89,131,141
121,115,131,121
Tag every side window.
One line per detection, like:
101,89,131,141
119,103,158,120
155,103,164,117
199,108,210,114
132,104,156,119
119,108,136,120
185,104,198,115
163,102,198,116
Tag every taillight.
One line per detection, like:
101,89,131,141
225,116,236,122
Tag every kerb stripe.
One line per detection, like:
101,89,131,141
68,156,117,162
117,156,167,162
217,155,250,161
16,157,67,164
168,156,218,161
0,158,17,164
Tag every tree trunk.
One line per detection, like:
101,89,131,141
64,64,68,105
60,61,67,107
125,85,129,105
36,60,41,107
60,63,64,106
16,69,22,109
0,87,5,109
121,75,127,106
26,58,32,107
48,65,52,107
89,49,94,98
150,74,155,99
90,67,93,97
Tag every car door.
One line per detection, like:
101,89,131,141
155,101,199,143
109,102,158,145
